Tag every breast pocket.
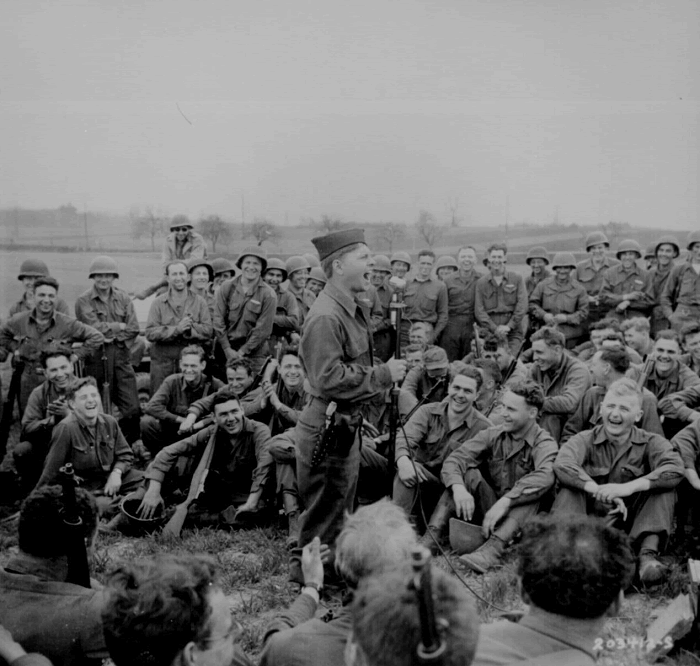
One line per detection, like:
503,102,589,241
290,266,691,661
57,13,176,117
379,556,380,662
344,333,369,361
587,465,611,482
577,274,597,296
244,299,262,324
619,463,644,482
481,285,498,310
557,293,578,314
503,283,518,307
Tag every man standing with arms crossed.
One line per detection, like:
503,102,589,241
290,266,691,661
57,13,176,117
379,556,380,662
289,229,406,584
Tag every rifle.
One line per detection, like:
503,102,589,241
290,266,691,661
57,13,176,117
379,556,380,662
386,286,406,467
0,356,25,462
267,342,284,430
100,344,112,415
249,355,273,392
59,464,91,588
161,426,218,537
484,340,526,418
410,548,446,664
473,324,482,359
636,357,655,389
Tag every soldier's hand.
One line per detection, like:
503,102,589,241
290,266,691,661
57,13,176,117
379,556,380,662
396,456,419,487
496,325,510,337
616,300,630,312
178,414,197,434
482,497,511,537
544,314,556,325
104,470,122,497
386,357,407,383
224,348,240,362
47,398,70,418
301,537,325,590
553,314,567,324
138,488,163,520
451,485,475,521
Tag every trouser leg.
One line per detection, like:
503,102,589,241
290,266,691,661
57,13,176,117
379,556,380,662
462,468,500,523
626,490,675,550
13,440,48,491
357,445,391,503
140,415,181,456
439,316,471,362
149,345,182,395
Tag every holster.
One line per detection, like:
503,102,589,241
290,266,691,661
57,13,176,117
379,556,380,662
310,411,361,466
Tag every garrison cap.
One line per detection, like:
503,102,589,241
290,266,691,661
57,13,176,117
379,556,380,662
423,346,449,371
311,228,365,262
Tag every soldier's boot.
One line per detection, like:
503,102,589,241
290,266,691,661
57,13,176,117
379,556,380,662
418,491,453,555
458,535,506,574
283,492,301,550
638,550,668,586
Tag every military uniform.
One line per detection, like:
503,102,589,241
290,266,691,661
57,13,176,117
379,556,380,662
529,277,589,349
599,264,651,321
370,280,394,362
439,269,482,361
525,268,552,296
398,366,449,418
270,287,300,349
646,264,675,335
660,261,700,332
553,425,683,544
401,276,449,346
575,256,618,326
474,271,528,355
9,294,70,318
145,290,213,393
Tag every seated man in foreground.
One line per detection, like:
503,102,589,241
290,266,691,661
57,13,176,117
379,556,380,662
138,394,273,527
441,380,557,573
474,514,636,666
553,378,684,584
0,486,109,666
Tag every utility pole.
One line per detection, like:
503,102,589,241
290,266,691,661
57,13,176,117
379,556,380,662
505,196,510,239
83,202,89,251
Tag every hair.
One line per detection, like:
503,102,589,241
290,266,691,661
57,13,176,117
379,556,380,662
40,345,73,368
531,326,566,348
33,276,59,292
450,363,483,392
592,318,621,333
472,358,502,386
280,350,301,364
211,392,241,413
19,485,98,558
506,379,544,412
681,322,700,344
334,499,417,589
102,555,219,666
605,377,643,409
598,348,630,375
225,356,253,375
320,242,364,279
180,344,207,362
655,329,680,345
517,514,635,619
417,249,435,261
403,344,425,358
619,317,650,335
457,245,477,255
487,243,508,255
66,376,98,401
482,333,508,352
601,331,625,346
351,565,479,666
409,321,434,343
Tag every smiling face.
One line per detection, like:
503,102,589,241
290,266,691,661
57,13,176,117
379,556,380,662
499,390,535,434
554,266,573,281
190,266,210,292
370,269,390,288
405,350,423,371
458,248,476,272
34,284,58,317
447,374,478,414
529,258,546,275
166,262,189,292
488,250,506,274
619,251,638,270
306,278,325,295
45,355,74,389
225,366,253,395
70,383,101,423
416,254,434,279
653,337,680,376
408,325,431,346
214,399,244,436
240,256,263,282
531,339,561,373
391,261,409,278
437,266,457,281
263,268,284,288
589,243,607,260
289,268,309,290
656,244,676,268
280,353,304,389
601,390,642,438
180,353,206,385
172,226,190,242
92,272,117,292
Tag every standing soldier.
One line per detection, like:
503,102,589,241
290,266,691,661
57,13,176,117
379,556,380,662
645,244,658,270
529,253,589,349
304,267,327,301
600,239,651,321
646,236,680,336
576,231,618,328
0,277,104,413
435,255,459,281
290,228,406,584
285,256,314,331
263,258,300,349
368,254,393,362
145,261,213,393
74,256,142,444
187,258,215,318
390,251,411,279
210,257,236,289
474,243,528,355
660,230,700,332
9,259,71,317
524,247,551,296
440,246,483,361
214,246,277,375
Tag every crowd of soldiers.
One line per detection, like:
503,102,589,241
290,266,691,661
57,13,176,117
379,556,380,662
1,220,700,665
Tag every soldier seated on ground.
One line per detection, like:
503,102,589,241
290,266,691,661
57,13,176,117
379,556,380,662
398,346,451,418
440,380,557,573
138,394,273,528
393,364,493,535
402,344,426,374
14,347,75,494
620,317,655,361
471,358,502,417
102,554,253,666
553,378,684,585
474,514,635,666
178,357,264,432
679,321,700,377
135,373,151,415
480,333,528,385
0,486,109,666
260,499,419,666
598,331,643,364
140,345,224,456
36,377,143,520
407,321,434,349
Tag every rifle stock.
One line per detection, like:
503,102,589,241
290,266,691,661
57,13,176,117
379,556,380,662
161,426,218,538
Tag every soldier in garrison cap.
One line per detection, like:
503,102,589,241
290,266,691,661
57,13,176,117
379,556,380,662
288,228,407,585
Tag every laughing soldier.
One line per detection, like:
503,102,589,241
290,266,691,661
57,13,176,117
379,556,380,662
289,229,406,584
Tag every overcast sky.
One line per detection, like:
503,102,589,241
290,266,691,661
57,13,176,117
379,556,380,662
1,0,698,229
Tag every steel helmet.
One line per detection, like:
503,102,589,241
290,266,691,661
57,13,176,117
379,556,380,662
303,252,321,268
285,255,311,276
88,255,119,279
615,239,643,260
654,235,680,258
372,254,392,273
236,245,268,273
551,252,577,269
210,257,235,276
644,244,656,260
585,231,611,251
308,267,327,284
435,255,459,271
526,246,550,265
187,258,214,282
265,257,288,281
687,230,700,251
18,258,50,280
169,215,193,231
390,251,412,268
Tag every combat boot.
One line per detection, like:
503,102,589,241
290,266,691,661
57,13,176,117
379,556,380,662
418,492,454,555
638,549,668,586
458,535,506,574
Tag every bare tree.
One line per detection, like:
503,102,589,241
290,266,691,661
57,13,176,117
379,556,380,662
198,215,233,252
310,214,344,234
602,221,629,244
375,222,406,253
248,217,279,246
131,206,164,252
415,209,445,248
447,197,462,227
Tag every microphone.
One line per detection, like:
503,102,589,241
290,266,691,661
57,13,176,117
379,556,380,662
389,276,407,291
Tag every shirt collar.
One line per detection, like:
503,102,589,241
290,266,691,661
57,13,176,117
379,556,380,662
324,281,358,317
592,423,647,446
89,285,112,302
505,419,539,446
29,308,56,326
